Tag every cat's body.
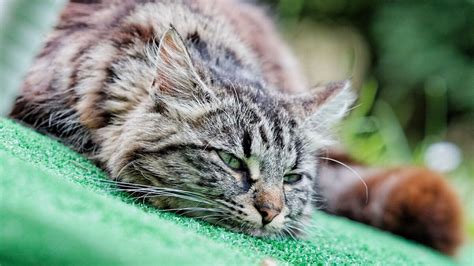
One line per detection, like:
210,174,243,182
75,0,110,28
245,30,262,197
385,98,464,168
10,0,462,254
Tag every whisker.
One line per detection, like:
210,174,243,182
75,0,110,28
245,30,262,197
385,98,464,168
318,156,369,204
285,221,307,236
283,226,297,240
191,214,227,221
137,191,214,205
87,176,220,207
69,160,319,240
130,167,216,200
92,177,213,201
115,160,137,181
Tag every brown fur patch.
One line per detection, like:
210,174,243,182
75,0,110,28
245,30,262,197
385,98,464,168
332,167,463,255
79,89,111,129
112,23,156,48
381,168,463,254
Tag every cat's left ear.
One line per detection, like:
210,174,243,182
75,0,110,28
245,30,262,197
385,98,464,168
151,26,215,116
289,80,356,142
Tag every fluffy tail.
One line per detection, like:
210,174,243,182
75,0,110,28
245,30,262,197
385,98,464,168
318,151,463,255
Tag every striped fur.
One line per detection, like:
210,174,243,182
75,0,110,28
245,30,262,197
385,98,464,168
10,0,462,253
11,0,353,237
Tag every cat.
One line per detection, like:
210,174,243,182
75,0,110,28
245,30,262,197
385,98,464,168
10,0,462,255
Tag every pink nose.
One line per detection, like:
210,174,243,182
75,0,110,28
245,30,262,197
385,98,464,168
255,204,281,225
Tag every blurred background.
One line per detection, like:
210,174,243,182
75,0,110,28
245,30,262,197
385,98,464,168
0,0,472,249
259,0,474,241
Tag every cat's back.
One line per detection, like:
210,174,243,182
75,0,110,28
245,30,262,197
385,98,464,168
11,0,305,151
20,0,305,100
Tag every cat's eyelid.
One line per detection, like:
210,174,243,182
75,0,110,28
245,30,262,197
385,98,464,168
213,149,243,160
285,168,304,175
284,170,312,180
216,150,248,171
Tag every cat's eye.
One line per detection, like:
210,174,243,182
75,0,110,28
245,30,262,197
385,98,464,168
217,151,244,170
283,174,303,184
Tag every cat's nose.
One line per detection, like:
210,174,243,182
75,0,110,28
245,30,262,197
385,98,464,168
255,203,281,225
254,187,283,225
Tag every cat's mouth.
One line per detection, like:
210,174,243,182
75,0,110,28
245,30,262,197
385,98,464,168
199,212,289,237
199,207,309,239
149,195,297,237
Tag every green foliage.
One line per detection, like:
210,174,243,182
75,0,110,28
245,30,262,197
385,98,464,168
373,1,474,112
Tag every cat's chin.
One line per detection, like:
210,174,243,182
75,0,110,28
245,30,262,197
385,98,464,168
239,225,307,239
207,217,290,238
226,224,284,238
193,208,312,239
244,228,285,238
150,198,307,238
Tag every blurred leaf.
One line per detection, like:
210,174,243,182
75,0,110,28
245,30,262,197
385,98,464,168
372,1,474,111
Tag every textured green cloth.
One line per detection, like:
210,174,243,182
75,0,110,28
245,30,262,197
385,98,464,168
0,118,461,265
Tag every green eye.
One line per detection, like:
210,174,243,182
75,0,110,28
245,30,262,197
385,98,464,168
217,151,243,170
283,174,303,184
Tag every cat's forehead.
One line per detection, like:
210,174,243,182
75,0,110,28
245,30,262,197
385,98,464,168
210,91,304,166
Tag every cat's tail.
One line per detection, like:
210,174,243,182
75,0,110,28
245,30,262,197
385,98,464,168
318,151,464,255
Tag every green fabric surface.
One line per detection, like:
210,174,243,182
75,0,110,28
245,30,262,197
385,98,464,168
0,117,464,265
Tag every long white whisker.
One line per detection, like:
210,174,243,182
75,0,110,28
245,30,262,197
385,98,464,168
318,156,369,204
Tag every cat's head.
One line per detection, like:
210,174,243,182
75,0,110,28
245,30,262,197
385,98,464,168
109,27,355,237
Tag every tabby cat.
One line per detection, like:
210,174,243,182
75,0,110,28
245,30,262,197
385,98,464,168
10,0,462,254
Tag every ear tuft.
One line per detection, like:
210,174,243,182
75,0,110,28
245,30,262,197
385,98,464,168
158,26,190,69
289,80,356,142
301,80,354,117
154,26,198,94
311,80,356,123
150,26,216,117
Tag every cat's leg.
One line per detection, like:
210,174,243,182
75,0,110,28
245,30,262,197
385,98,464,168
318,153,463,255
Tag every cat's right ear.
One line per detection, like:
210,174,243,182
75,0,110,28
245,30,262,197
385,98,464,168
288,80,356,146
150,26,216,117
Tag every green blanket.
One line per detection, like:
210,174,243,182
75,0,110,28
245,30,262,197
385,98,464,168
0,118,464,265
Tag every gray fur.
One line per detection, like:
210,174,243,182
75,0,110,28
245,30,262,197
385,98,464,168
10,0,355,237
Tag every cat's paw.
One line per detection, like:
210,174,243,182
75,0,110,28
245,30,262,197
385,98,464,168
378,167,463,255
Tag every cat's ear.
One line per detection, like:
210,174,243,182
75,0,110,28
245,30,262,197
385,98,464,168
151,26,215,116
289,80,356,143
